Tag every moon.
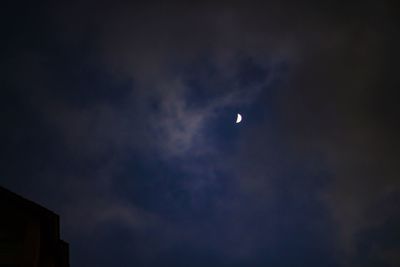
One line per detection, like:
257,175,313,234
236,113,242,123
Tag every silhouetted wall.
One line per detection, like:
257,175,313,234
0,186,69,267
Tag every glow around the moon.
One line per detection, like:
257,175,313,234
236,113,242,123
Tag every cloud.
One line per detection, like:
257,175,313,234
2,1,400,266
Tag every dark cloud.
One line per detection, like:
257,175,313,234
1,1,399,266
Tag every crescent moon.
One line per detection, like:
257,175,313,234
236,113,242,123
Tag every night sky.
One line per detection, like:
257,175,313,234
1,1,400,266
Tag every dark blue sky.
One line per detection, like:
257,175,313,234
1,1,400,267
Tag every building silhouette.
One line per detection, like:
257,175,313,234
0,186,69,267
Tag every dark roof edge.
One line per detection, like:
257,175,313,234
0,185,59,218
